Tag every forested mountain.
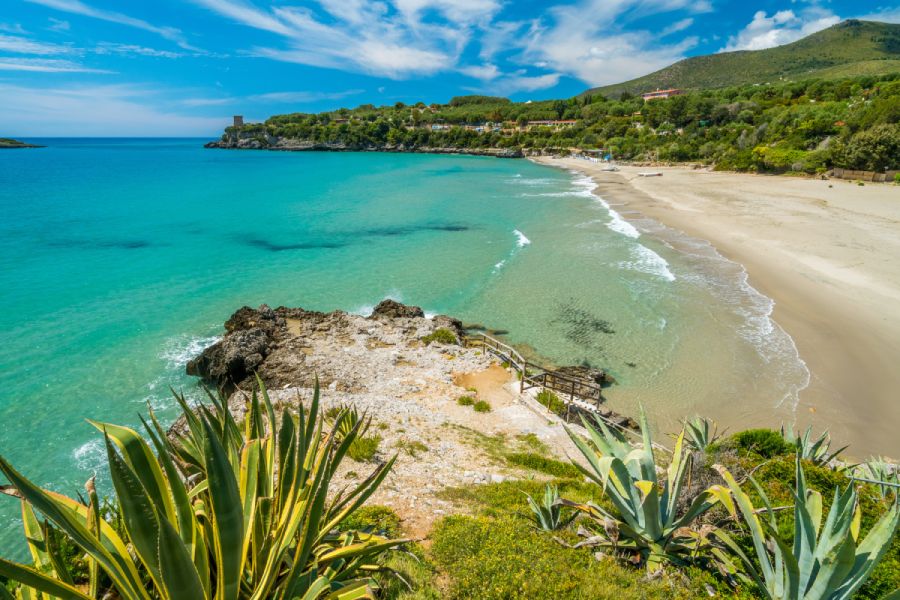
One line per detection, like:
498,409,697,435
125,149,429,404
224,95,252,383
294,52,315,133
582,20,900,99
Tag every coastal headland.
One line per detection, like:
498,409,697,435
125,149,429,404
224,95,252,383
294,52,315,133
185,299,636,535
535,157,900,458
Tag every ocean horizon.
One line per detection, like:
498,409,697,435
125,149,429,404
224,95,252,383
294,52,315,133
0,138,808,557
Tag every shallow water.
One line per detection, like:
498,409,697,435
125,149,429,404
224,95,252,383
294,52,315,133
0,140,807,556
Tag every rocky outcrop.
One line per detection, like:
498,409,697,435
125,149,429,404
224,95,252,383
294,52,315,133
552,365,615,386
186,301,463,393
370,299,424,320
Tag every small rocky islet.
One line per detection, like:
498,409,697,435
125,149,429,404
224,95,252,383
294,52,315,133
0,137,42,149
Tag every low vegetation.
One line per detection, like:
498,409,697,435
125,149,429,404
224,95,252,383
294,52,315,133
420,328,457,345
455,395,475,406
349,434,383,462
0,379,406,599
2,373,898,599
536,388,567,416
472,400,491,413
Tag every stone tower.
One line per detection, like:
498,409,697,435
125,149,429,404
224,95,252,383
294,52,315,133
233,115,244,127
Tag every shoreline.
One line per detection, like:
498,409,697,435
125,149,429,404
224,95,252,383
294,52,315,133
533,156,900,458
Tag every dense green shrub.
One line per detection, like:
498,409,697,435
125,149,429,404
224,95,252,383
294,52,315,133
456,395,476,406
421,328,457,345
473,400,491,413
719,428,794,458
348,434,382,461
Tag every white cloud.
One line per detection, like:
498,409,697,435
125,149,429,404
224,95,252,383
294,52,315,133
459,63,501,80
0,83,224,136
25,0,201,51
191,0,500,78
508,0,702,86
720,8,840,52
248,89,364,103
180,88,364,107
93,43,183,58
0,57,110,72
0,23,28,34
0,34,78,55
474,72,562,95
48,18,70,32
660,18,693,37
855,7,900,23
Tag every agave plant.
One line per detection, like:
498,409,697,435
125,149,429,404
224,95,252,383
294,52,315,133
682,416,721,452
712,456,900,600
561,411,734,572
327,403,367,441
781,424,847,467
525,484,576,531
855,457,900,502
0,378,407,600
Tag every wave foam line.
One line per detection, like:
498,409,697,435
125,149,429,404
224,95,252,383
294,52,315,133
618,244,676,282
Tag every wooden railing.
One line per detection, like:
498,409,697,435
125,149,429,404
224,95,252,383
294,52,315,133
464,333,603,407
464,333,670,451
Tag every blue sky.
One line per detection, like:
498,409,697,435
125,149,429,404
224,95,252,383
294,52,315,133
1,0,897,136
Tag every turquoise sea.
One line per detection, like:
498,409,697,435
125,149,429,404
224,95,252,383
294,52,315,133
0,139,808,555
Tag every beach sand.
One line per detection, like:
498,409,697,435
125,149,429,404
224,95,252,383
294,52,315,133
535,157,900,458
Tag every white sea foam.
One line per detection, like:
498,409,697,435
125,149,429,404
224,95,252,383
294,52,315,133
514,229,531,247
351,290,405,316
73,438,105,475
507,177,556,186
619,244,676,281
159,333,221,369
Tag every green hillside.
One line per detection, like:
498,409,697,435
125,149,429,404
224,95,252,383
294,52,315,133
582,20,900,98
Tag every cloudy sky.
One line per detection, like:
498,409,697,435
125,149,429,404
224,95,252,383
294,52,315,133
1,0,897,136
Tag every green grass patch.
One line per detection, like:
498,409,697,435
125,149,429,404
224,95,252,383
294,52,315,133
536,389,567,416
395,439,429,457
339,505,403,537
430,513,728,599
421,328,457,345
505,452,583,479
473,400,491,413
348,434,382,462
456,396,476,406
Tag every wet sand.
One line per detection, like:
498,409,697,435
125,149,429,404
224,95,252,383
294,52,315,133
535,157,900,458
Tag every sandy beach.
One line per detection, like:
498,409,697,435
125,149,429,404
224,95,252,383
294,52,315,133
535,157,900,458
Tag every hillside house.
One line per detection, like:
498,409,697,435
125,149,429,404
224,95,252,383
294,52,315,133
524,119,578,131
641,89,683,101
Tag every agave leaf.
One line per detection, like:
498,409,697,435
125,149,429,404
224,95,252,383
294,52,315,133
238,440,261,572
89,420,176,524
716,466,777,587
141,415,196,549
21,501,53,583
104,434,165,590
200,417,244,600
0,558,91,600
157,515,207,600
833,505,900,599
0,456,149,600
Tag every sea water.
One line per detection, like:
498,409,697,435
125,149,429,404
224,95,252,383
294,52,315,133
0,139,808,556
